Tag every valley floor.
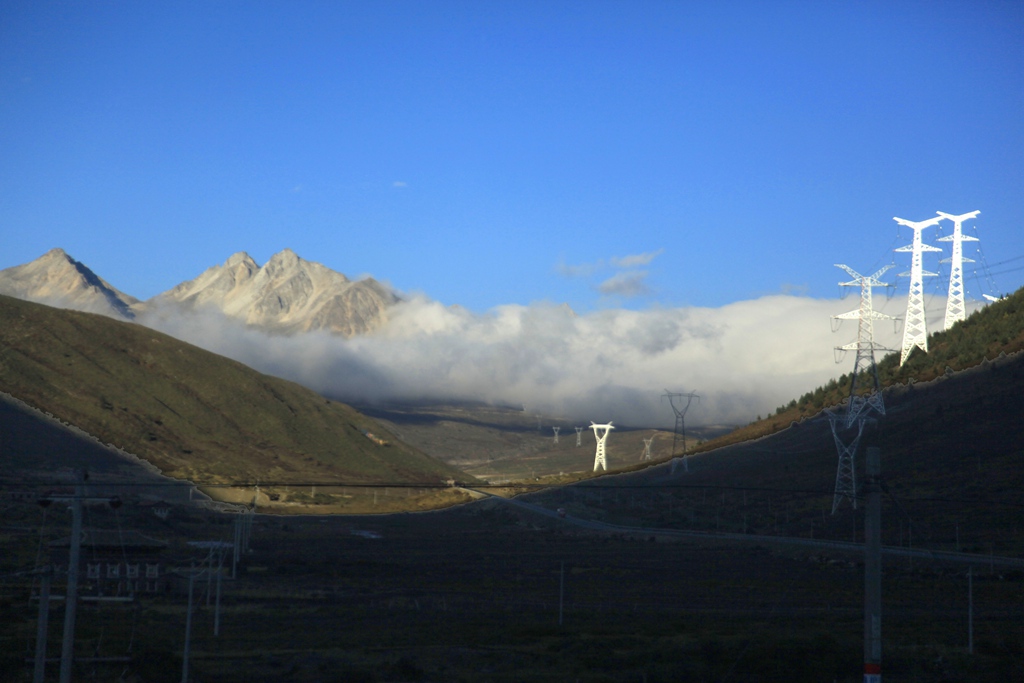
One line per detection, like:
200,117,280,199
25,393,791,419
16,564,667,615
2,497,1022,682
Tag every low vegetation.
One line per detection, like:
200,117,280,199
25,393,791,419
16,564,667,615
694,287,1024,452
0,295,474,506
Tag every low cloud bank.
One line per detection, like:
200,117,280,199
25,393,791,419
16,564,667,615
136,293,956,429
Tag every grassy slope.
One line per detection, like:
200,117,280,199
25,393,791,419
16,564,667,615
0,295,471,488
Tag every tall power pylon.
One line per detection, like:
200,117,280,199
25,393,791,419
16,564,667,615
831,264,896,428
894,215,943,365
574,426,584,447
590,422,615,471
937,210,981,330
552,427,560,444
663,390,699,458
829,264,894,513
829,415,866,514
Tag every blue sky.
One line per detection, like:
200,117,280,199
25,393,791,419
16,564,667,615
2,1,1023,314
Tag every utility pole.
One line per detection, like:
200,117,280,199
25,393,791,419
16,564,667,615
559,561,565,627
864,446,882,682
59,475,84,683
215,547,224,637
33,566,52,683
182,563,196,683
38,471,121,683
232,514,241,579
968,566,974,655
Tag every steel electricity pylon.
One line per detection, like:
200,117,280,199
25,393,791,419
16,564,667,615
641,436,653,461
589,422,615,471
663,390,699,457
829,265,894,513
831,264,896,428
894,215,943,365
937,210,981,330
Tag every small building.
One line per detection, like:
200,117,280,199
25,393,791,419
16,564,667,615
49,529,170,596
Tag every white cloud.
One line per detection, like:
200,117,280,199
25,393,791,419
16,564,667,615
392,181,407,188
555,258,602,278
558,248,664,279
610,249,664,268
597,271,652,298
780,282,810,296
133,292,966,430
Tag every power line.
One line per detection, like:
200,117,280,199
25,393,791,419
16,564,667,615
10,478,1024,508
985,253,1024,268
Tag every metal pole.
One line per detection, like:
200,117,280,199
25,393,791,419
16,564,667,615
33,567,51,683
864,446,882,682
205,547,213,607
182,564,195,683
968,566,974,655
558,562,564,627
59,479,84,683
232,516,240,579
215,549,224,637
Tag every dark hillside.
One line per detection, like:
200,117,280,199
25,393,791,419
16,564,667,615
0,295,473,510
703,287,1024,450
531,348,1024,558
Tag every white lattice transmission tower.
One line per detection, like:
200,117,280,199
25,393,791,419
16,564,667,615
894,215,943,365
831,264,896,428
575,426,584,447
828,264,894,513
589,422,615,471
552,426,560,444
641,437,653,461
937,210,980,330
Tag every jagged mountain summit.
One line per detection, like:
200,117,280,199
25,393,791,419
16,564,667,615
0,248,138,319
142,249,397,336
0,248,398,337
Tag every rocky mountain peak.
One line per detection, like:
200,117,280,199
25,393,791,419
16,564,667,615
147,249,395,336
225,251,257,269
0,249,137,319
266,248,299,268
1,247,398,338
40,247,70,261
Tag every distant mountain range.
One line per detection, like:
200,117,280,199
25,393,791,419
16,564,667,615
0,248,396,336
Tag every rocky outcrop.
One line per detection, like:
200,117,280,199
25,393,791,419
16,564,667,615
0,248,398,337
140,249,398,336
0,248,137,319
